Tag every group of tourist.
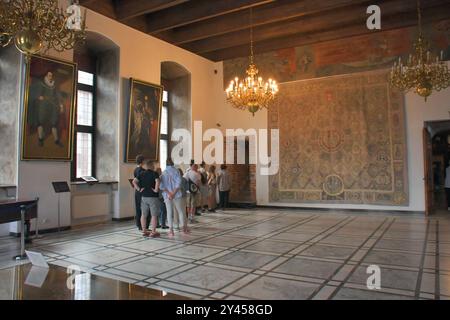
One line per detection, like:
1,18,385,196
132,155,231,238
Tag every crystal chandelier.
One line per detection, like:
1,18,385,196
0,0,86,56
390,0,450,101
225,9,278,116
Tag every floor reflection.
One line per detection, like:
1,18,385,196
1,263,187,300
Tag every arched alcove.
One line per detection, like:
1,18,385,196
74,31,120,181
71,31,120,225
160,61,191,166
0,46,20,187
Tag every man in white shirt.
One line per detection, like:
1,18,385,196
184,163,202,222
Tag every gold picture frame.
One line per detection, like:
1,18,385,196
125,78,163,163
21,55,77,161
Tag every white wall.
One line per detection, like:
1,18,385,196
83,9,218,220
4,1,218,234
211,61,450,213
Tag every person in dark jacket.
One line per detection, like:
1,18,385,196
133,155,150,230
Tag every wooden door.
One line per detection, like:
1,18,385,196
423,127,433,215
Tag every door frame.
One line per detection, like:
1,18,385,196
423,126,433,216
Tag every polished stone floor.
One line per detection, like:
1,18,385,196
1,208,450,300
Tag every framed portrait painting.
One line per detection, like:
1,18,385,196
125,78,163,163
22,55,77,161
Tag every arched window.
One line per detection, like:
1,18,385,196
159,89,169,171
71,32,120,182
161,61,191,170
72,46,97,180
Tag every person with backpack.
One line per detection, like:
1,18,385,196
183,163,201,223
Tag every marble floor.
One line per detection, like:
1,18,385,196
1,208,450,300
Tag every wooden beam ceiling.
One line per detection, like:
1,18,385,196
115,0,190,21
203,2,450,61
155,0,371,45
80,0,116,19
181,0,438,55
79,0,450,62
144,0,275,34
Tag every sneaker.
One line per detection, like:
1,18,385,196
157,224,161,228
162,225,169,229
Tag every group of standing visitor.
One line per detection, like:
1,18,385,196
132,155,231,237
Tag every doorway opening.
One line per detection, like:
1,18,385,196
424,120,450,215
223,136,256,207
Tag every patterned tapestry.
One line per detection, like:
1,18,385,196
268,70,409,206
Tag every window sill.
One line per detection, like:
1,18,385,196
70,180,118,186
0,184,16,188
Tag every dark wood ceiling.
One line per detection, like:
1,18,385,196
80,0,450,62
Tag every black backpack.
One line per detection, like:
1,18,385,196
188,179,199,194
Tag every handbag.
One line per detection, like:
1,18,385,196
188,179,199,194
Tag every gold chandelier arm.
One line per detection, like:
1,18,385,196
390,0,450,100
1,0,86,55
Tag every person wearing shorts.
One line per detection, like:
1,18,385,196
184,163,201,223
187,192,200,213
133,159,161,237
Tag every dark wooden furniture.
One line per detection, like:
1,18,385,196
0,198,38,244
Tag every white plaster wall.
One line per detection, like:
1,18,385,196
15,162,71,231
12,47,74,233
83,9,218,219
211,61,450,213
4,1,218,233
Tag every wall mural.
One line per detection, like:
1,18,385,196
268,70,408,206
223,21,450,86
22,55,77,161
125,78,163,163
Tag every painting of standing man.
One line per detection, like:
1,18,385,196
126,78,162,163
22,55,77,160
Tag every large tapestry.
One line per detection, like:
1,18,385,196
268,70,409,206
